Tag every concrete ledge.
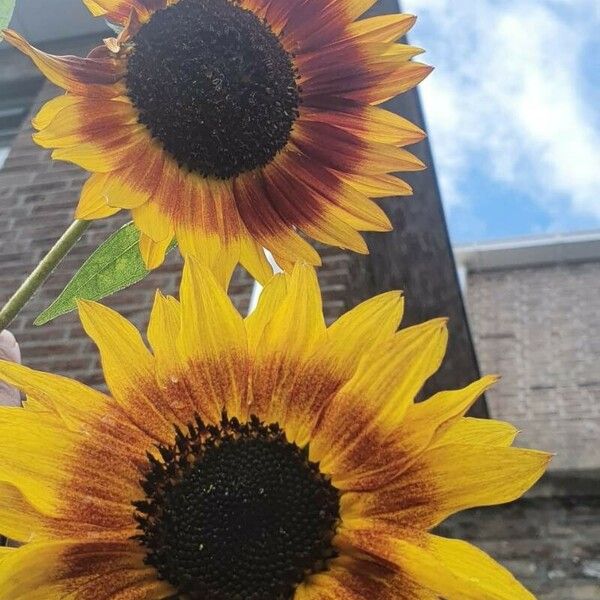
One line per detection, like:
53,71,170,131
455,231,600,272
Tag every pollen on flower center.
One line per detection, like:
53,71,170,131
125,0,300,180
134,414,340,599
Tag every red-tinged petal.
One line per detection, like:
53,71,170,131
174,175,243,288
303,61,433,105
293,121,426,175
33,98,139,149
233,171,322,268
2,29,125,97
260,0,301,36
103,142,165,210
283,0,378,53
301,100,425,146
263,159,369,253
277,151,392,232
298,43,424,88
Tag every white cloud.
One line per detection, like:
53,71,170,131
401,0,600,224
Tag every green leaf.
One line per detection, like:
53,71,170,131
35,222,177,325
0,0,16,38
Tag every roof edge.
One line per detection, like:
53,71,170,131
455,230,600,271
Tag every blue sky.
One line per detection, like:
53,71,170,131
402,0,600,244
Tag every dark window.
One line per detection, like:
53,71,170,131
0,78,43,169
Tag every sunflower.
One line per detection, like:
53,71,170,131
0,259,549,598
3,0,431,285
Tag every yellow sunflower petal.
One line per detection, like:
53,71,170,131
249,264,325,424
343,0,379,22
0,481,47,543
83,0,163,23
432,417,518,448
147,291,182,387
100,139,165,213
338,171,413,198
0,359,110,430
132,200,174,244
82,0,109,16
178,258,248,420
422,534,536,600
0,540,174,600
345,444,551,527
52,129,148,173
75,173,122,220
345,13,417,43
324,376,501,492
31,95,84,131
286,291,405,446
0,407,79,514
77,300,173,441
245,272,288,352
298,554,430,600
139,232,173,269
32,98,138,149
239,236,274,285
404,375,499,443
336,525,463,598
310,318,448,474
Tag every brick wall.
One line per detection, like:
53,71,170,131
465,262,600,471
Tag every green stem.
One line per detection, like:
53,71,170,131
0,220,91,331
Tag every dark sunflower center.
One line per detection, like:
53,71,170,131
134,414,340,599
125,0,300,179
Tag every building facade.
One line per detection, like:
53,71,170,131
456,233,600,472
453,235,600,599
